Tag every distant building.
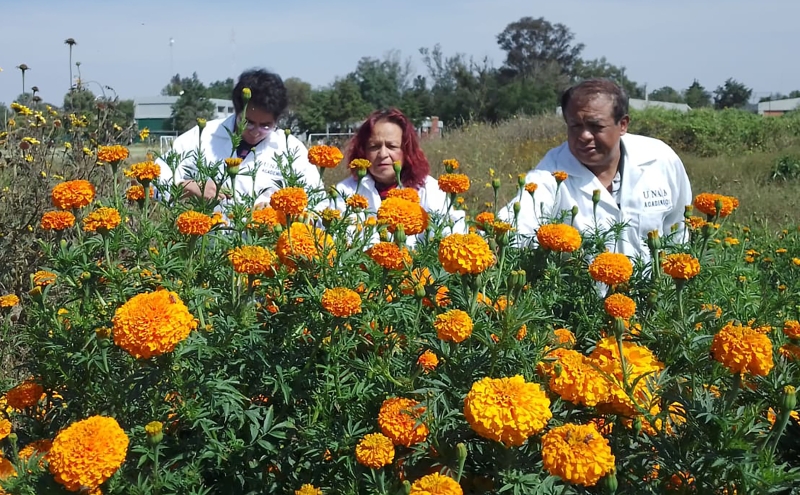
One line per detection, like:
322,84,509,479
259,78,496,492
133,96,235,136
419,116,443,138
556,98,691,115
757,97,800,116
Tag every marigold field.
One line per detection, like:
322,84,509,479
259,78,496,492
2,99,800,495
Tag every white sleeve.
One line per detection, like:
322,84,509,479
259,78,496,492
499,168,559,244
664,152,693,244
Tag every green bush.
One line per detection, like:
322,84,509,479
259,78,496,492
771,154,800,182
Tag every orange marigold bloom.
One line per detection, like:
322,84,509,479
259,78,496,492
6,379,44,409
321,287,362,318
537,223,582,252
409,473,463,495
604,293,636,320
588,252,633,286
693,193,738,218
83,207,121,233
515,324,528,341
541,423,615,487
552,171,568,183
438,233,495,275
661,253,701,280
228,246,278,276
442,158,460,171
474,211,495,230
386,187,421,203
378,397,428,447
250,206,286,229
524,182,538,193
276,222,335,270
492,221,514,236
19,439,52,464
711,322,774,376
295,485,322,495
377,197,429,236
417,350,439,372
308,144,344,168
320,208,341,223
464,375,552,446
434,309,473,343
270,187,308,216
125,185,153,202
355,433,395,469
33,270,57,287
112,290,198,359
349,158,372,171
540,349,610,407
0,418,10,441
779,343,800,360
345,193,370,210
783,320,800,340
176,210,214,236
41,210,75,230
51,179,95,210
685,216,707,230
96,145,129,163
48,416,129,492
366,242,412,271
0,294,20,308
124,161,160,183
553,328,576,347
438,173,471,194
701,304,723,319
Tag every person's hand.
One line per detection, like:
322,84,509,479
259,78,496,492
179,180,227,201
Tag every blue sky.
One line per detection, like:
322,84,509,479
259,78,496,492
1,0,798,106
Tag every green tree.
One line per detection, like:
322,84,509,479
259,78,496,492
0,102,9,130
324,78,371,131
295,89,330,134
683,80,712,108
63,87,97,115
400,75,433,125
161,74,185,96
283,77,313,131
207,78,235,100
713,78,752,110
496,16,584,78
349,51,412,110
572,57,644,98
170,73,215,132
648,86,685,103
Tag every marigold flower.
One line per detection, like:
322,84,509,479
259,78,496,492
83,207,121,233
0,457,14,481
249,206,286,229
51,179,95,210
0,418,10,441
784,320,800,340
438,173,471,194
355,433,395,469
409,473,463,495
176,211,214,236
661,253,701,280
701,304,723,319
417,350,439,372
537,223,582,252
541,423,615,487
228,246,278,276
321,287,362,318
308,144,343,168
19,439,52,464
96,145,129,163
552,171,568,183
779,343,800,360
295,485,322,495
366,242,412,271
270,187,308,216
48,416,129,492
588,252,633,286
345,194,370,210
685,216,707,230
377,197,429,235
6,379,44,409
464,375,552,446
378,397,428,447
112,290,198,359
33,270,57,287
125,185,153,202
525,182,538,193
711,321,774,376
515,324,528,341
386,188,420,203
442,158,460,171
540,348,611,407
693,193,738,217
124,161,160,183
553,328,576,347
474,211,495,230
604,293,636,320
349,158,371,171
40,210,76,230
0,294,20,308
438,233,495,275
276,222,336,270
434,309,473,343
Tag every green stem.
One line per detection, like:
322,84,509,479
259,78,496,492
724,374,742,411
676,279,686,321
103,234,112,268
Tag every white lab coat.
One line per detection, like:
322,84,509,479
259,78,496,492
330,174,467,248
156,115,322,205
499,133,692,261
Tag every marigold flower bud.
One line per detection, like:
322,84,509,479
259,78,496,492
592,189,601,205
394,225,407,246
601,470,618,494
491,178,501,191
513,201,520,215
242,87,251,102
782,385,797,411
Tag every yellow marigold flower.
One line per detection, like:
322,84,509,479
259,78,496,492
723,237,739,246
588,252,633,286
0,294,20,309
112,290,198,359
366,242,412,271
434,309,473,343
83,207,121,233
295,485,322,495
145,421,163,436
604,293,636,320
176,211,214,236
776,248,788,254
552,171,568,183
661,253,701,280
442,158,460,171
349,158,371,171
793,258,800,267
96,145,129,163
417,350,439,372
685,216,707,230
124,161,160,183
540,348,610,407
19,439,52,464
438,173,471,194
319,208,341,223
492,221,514,236
474,211,495,230
378,397,428,447
541,423,615,487
386,187,420,203
345,193,370,210
6,379,45,409
516,324,528,341
784,320,800,340
228,246,278,276
33,270,57,287
139,128,150,140
321,287,362,318
211,211,227,227
464,375,552,446
553,328,576,347
711,321,774,376
308,144,343,168
276,222,336,270
701,304,723,319
377,197,429,236
537,223,582,252
0,418,10,440
224,157,243,172
525,182,538,193
250,206,286,229
270,187,308,216
51,179,95,210
40,210,76,230
438,233,495,275
355,433,395,469
409,473,463,495
125,185,153,202
48,416,129,492
693,193,738,217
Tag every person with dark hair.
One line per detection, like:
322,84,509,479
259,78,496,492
157,68,321,204
331,108,465,246
499,78,692,261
